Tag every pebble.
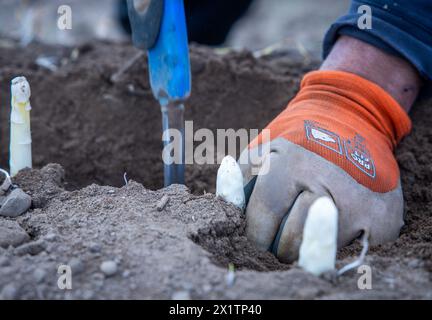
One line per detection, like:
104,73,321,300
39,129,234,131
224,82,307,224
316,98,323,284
0,256,10,267
0,220,30,248
1,284,18,299
68,258,85,275
0,178,11,195
202,284,212,293
91,273,105,288
191,58,206,75
182,282,194,291
172,290,191,300
100,260,118,277
44,233,58,242
156,195,170,211
33,268,47,283
408,259,423,269
130,283,137,290
14,240,46,256
0,188,32,218
89,242,102,253
82,290,94,300
295,287,322,299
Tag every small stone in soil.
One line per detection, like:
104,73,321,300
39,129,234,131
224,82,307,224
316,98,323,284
0,178,11,195
68,258,85,275
33,268,47,283
1,284,18,299
0,188,32,218
100,260,118,277
129,283,137,290
172,290,191,300
14,240,46,256
202,284,212,293
89,242,102,253
82,290,94,300
156,195,170,211
0,256,10,267
44,232,58,241
408,259,423,269
320,270,339,284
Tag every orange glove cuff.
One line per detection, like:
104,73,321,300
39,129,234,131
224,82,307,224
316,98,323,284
251,70,412,193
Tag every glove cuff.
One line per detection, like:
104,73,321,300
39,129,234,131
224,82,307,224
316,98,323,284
250,70,411,192
300,70,412,148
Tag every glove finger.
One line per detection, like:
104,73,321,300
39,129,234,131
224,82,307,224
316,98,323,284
272,191,322,263
245,150,298,252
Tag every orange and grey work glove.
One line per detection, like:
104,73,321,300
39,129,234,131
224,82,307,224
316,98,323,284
239,70,411,263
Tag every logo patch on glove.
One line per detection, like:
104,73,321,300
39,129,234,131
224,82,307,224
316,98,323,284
305,121,376,179
345,134,376,178
305,121,343,155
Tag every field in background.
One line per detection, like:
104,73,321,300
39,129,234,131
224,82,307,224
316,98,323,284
0,0,349,57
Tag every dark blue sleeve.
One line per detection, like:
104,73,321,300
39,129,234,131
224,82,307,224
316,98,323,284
323,0,432,80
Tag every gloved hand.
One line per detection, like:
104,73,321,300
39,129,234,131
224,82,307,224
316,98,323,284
239,70,411,263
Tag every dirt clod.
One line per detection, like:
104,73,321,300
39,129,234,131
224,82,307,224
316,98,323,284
0,219,30,248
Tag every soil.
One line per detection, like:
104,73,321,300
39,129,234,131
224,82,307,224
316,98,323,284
0,39,431,299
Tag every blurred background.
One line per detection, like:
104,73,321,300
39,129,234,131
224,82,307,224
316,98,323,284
0,0,349,58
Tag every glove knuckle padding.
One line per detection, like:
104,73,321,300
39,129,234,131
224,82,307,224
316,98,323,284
243,71,410,263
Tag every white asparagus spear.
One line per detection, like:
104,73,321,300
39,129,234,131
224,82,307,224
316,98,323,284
298,196,338,276
216,156,245,210
10,76,32,176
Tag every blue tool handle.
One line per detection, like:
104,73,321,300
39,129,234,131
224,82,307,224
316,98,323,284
126,0,164,50
147,0,191,105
